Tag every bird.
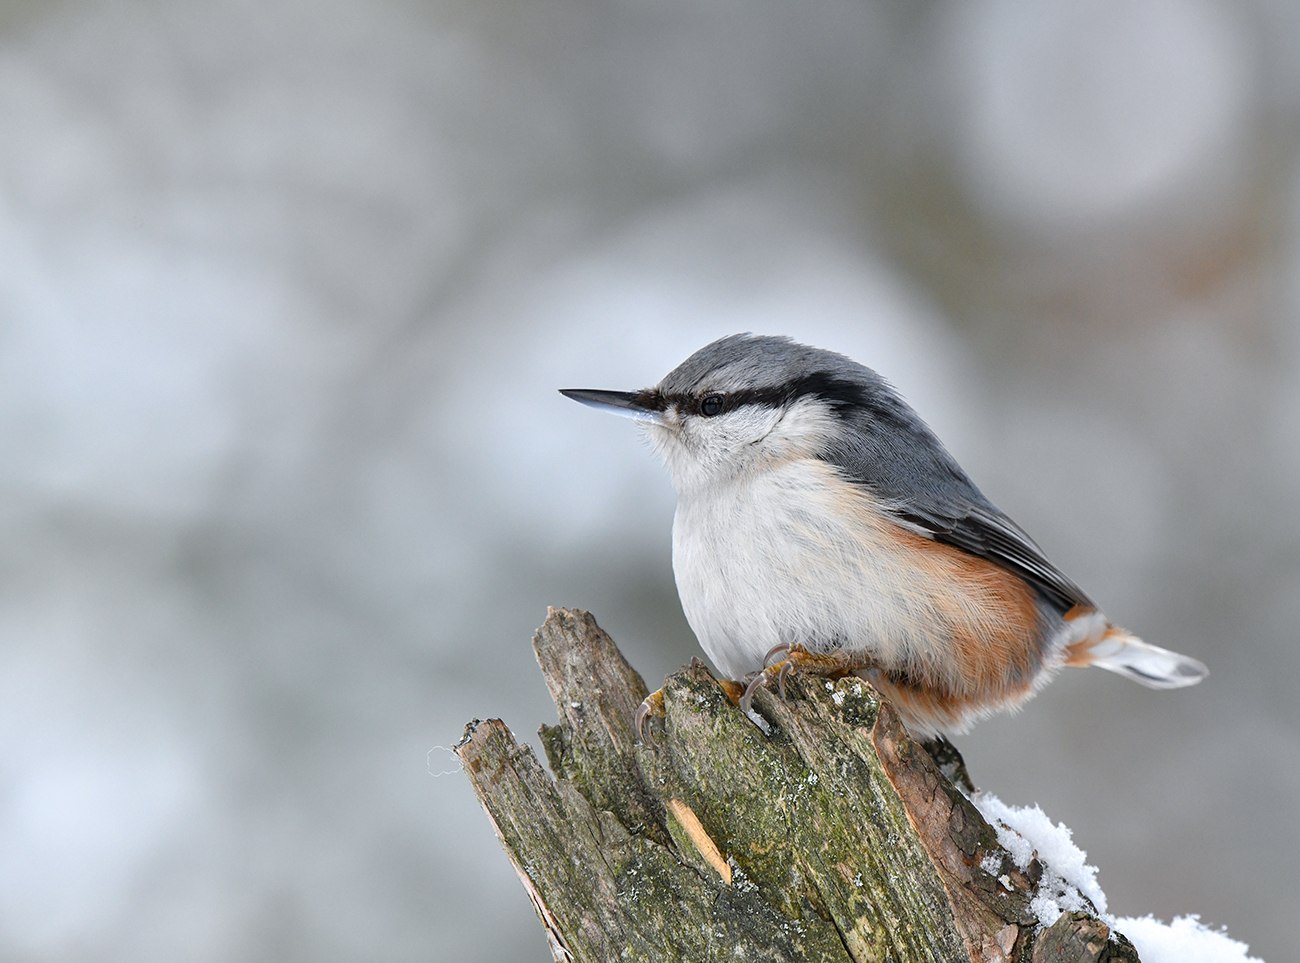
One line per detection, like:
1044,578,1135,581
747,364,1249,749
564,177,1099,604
560,334,1207,741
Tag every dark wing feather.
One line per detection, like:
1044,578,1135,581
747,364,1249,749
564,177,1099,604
890,505,1094,612
817,387,1094,613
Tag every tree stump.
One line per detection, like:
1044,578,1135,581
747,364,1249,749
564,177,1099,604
456,608,1141,962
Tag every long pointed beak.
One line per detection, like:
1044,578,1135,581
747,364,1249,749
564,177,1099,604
559,388,664,424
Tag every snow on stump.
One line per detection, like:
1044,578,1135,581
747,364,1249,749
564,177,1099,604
455,608,1242,963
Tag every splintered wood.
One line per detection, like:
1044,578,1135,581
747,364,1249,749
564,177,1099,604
456,608,1140,963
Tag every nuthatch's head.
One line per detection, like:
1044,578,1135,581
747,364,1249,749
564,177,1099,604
561,334,907,493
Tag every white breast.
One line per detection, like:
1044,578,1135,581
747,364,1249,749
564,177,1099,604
671,458,964,681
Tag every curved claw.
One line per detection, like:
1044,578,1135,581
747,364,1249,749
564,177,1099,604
740,644,815,716
739,666,773,716
635,689,665,747
776,659,797,699
634,700,654,746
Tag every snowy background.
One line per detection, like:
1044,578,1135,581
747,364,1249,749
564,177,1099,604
1,1,1296,960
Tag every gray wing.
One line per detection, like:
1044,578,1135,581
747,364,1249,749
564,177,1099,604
820,394,1094,613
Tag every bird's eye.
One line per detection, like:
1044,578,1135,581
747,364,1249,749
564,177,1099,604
700,393,725,417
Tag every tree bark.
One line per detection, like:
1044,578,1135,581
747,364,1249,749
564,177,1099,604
456,608,1141,963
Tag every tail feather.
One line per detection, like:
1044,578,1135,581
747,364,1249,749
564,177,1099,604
1079,630,1208,689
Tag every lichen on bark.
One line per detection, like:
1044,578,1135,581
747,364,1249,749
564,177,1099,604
456,608,1139,963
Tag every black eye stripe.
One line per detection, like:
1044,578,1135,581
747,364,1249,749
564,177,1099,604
654,374,872,419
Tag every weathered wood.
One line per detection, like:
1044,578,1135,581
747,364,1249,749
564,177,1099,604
457,608,1136,962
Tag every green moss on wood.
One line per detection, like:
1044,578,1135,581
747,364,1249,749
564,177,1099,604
457,608,1139,963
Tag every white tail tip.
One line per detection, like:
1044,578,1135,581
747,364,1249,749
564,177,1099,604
1085,632,1208,689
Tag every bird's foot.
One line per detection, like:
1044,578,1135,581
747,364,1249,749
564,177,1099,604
637,658,770,745
739,643,870,715
636,659,747,746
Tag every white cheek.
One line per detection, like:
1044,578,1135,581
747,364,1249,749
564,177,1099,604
715,407,783,446
647,398,840,493
765,398,840,454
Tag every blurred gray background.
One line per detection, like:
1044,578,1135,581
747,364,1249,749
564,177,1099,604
1,1,1296,960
